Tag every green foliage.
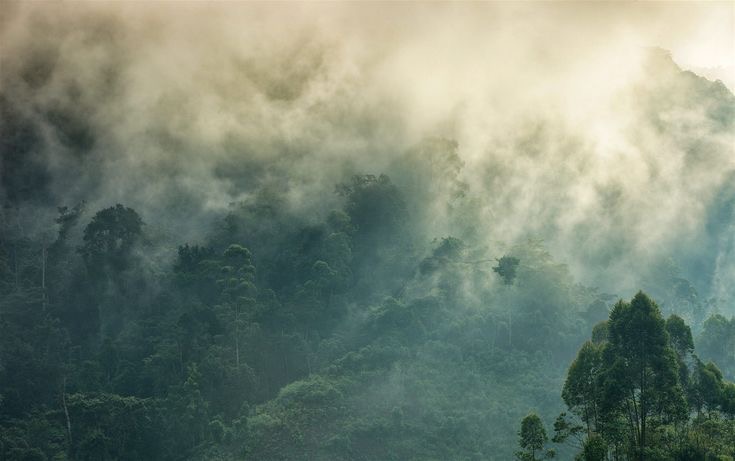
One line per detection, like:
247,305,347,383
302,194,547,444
2,180,733,461
79,204,143,274
580,433,606,461
666,314,694,357
552,412,584,446
1,34,735,461
698,314,735,380
555,292,735,460
517,413,553,461
600,292,688,456
336,174,408,250
591,321,609,344
494,256,520,285
562,341,602,433
66,392,162,460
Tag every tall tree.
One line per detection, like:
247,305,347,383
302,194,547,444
562,341,603,435
79,204,143,275
600,292,687,460
217,244,257,370
516,413,554,461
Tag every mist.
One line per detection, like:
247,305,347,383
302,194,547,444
1,2,734,459
2,2,732,301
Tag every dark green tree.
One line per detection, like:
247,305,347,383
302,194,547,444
493,255,520,285
217,244,257,370
665,314,694,357
517,413,554,461
690,360,727,416
591,321,609,344
599,292,688,460
579,433,606,461
79,204,143,274
562,341,603,435
697,314,735,380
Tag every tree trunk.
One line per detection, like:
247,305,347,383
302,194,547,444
235,303,240,369
41,243,47,311
62,376,72,445
508,309,512,348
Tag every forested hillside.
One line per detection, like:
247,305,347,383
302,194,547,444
1,3,734,460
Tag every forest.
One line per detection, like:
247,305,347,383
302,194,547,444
1,3,735,460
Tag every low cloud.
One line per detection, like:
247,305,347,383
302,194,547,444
1,2,733,307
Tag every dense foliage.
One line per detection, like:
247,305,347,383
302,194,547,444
2,174,734,459
1,7,734,459
538,293,735,460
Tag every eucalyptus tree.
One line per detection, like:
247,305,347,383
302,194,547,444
599,292,687,460
562,341,603,436
217,244,257,370
516,413,555,461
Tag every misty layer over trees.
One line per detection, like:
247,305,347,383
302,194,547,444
1,3,734,460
